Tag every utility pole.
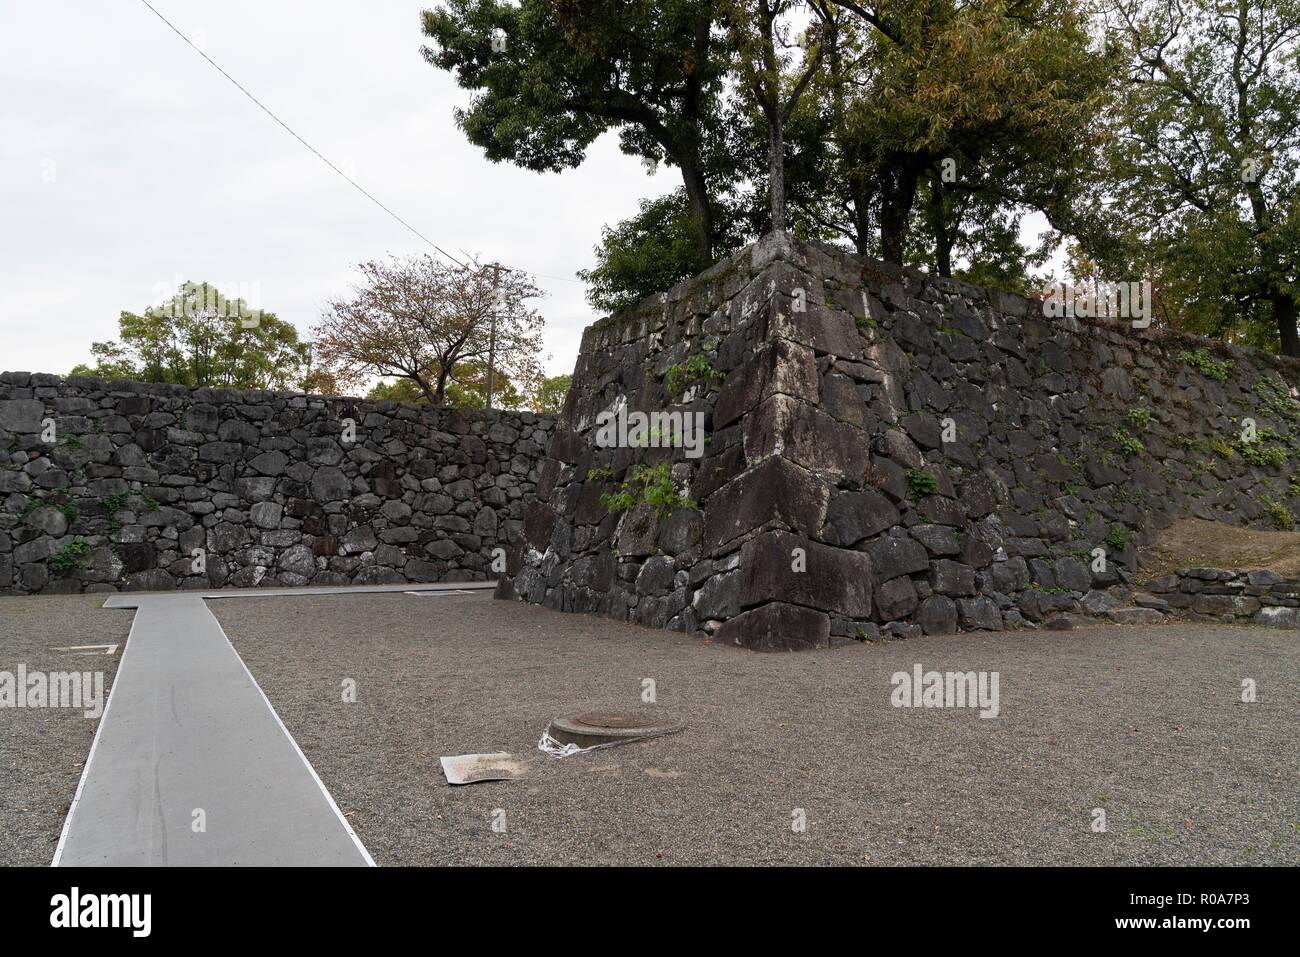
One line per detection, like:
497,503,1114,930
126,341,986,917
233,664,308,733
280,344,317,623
486,262,501,411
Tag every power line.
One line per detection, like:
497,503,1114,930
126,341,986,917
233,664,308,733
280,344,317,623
137,0,582,285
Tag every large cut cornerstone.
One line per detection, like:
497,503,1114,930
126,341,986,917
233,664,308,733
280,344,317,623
505,232,1300,649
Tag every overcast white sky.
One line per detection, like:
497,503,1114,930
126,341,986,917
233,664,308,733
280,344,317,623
0,0,669,381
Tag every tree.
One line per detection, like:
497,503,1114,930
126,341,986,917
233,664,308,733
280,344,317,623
300,360,341,397
728,0,833,230
72,339,138,382
1094,0,1300,355
368,360,527,408
69,282,311,390
901,179,1052,293
446,361,527,408
422,0,737,261
779,1,1110,266
535,373,573,413
577,188,746,311
312,254,546,405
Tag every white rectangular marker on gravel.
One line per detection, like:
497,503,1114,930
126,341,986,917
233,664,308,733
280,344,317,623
54,594,373,866
440,753,523,785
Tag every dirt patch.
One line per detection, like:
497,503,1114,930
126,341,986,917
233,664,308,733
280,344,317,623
1141,518,1300,582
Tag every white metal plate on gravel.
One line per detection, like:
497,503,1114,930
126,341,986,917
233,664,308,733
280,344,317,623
439,753,523,785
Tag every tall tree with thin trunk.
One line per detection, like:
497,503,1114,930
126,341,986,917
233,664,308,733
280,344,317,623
729,0,832,231
1096,0,1300,355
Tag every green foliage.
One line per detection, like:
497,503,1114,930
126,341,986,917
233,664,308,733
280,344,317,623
786,0,1110,268
638,466,696,517
1089,0,1300,355
423,0,1300,364
536,374,572,414
578,190,742,313
1254,376,1300,422
65,434,81,450
366,378,423,404
49,538,92,574
1239,441,1288,469
1110,428,1145,457
1105,525,1132,551
599,488,637,514
1212,437,1235,459
70,282,311,390
1261,496,1295,530
586,464,615,482
1125,407,1152,429
444,364,526,410
599,462,696,518
906,468,940,498
666,353,722,399
1178,435,1211,453
22,496,76,525
101,493,128,529
141,495,160,512
941,203,1053,296
427,0,1107,307
1178,348,1233,381
422,0,735,263
367,361,526,410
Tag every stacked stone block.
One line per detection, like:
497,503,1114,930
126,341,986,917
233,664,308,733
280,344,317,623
0,373,552,594
1145,567,1300,627
508,232,1300,649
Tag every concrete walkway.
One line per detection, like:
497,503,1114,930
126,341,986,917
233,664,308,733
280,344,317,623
51,581,484,866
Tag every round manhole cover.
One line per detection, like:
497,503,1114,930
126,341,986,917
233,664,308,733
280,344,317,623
546,711,686,751
575,711,654,730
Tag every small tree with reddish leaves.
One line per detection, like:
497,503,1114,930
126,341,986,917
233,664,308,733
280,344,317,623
312,254,546,405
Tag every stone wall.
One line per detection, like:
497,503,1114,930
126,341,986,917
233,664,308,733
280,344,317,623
1145,568,1300,627
507,232,1300,649
0,373,553,594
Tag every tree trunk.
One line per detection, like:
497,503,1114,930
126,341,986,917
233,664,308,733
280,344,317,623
844,164,874,255
679,157,714,264
411,377,438,404
852,196,872,256
768,111,785,232
929,174,952,277
431,365,450,405
1275,291,1300,358
879,159,921,265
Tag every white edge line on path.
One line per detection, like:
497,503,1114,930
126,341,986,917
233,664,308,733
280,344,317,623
204,599,377,867
51,603,141,867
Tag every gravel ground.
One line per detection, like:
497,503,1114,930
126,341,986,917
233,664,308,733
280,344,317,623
214,592,1300,866
0,595,129,866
